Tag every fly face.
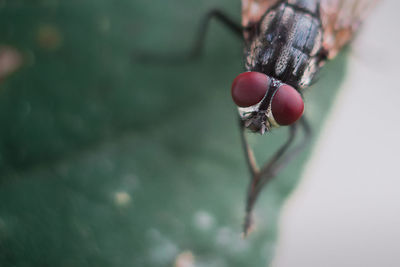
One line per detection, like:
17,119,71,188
231,72,304,134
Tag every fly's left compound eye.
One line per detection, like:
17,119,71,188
231,72,269,107
271,85,304,125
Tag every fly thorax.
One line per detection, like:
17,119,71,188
244,1,323,89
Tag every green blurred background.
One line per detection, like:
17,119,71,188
0,0,346,266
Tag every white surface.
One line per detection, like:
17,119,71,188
273,1,400,267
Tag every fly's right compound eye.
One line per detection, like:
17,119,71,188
231,72,269,107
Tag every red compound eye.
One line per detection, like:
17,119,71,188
271,85,304,125
231,72,269,107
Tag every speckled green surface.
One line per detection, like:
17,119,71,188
0,1,347,266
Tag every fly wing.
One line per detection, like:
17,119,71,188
241,0,280,27
320,0,380,59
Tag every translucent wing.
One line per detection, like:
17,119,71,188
320,0,380,59
242,0,380,59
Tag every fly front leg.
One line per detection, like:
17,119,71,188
189,10,243,59
239,116,259,177
241,116,312,236
134,9,242,64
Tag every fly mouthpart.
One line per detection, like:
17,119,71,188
242,111,271,135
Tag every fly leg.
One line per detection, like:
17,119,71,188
134,9,242,64
189,10,242,59
241,116,312,236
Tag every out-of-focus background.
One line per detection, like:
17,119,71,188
0,0,397,267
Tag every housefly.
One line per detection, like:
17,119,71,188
137,0,380,236
234,0,380,235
